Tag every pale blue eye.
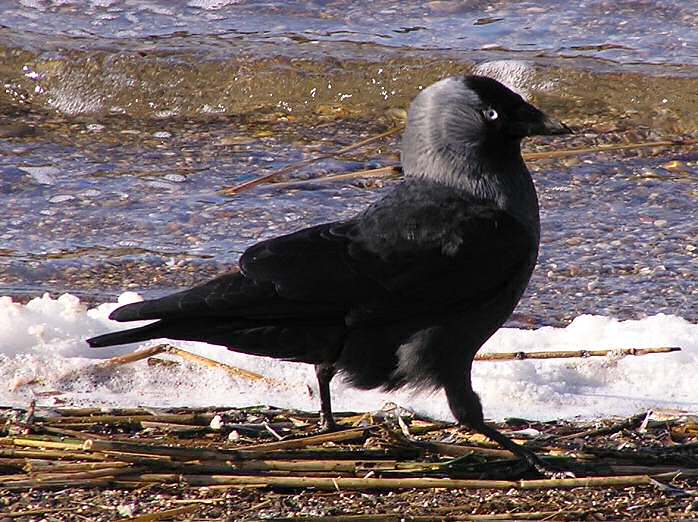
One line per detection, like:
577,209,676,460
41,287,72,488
483,108,498,121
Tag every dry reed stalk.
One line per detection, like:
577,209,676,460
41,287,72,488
122,472,654,490
521,138,698,160
88,343,271,384
96,344,168,367
652,469,698,480
83,438,239,461
203,458,397,473
50,407,150,417
0,458,26,469
255,137,698,192
163,345,275,383
239,426,372,451
36,424,110,440
47,412,215,426
557,412,648,440
435,509,588,520
264,513,456,522
23,460,131,473
257,515,589,522
236,447,416,461
12,437,85,451
139,421,210,433
0,466,127,484
221,127,403,195
267,165,401,189
15,466,138,483
0,507,80,519
0,447,109,461
409,441,516,460
0,477,113,490
475,346,681,361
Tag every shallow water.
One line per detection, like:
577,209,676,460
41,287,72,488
0,0,697,327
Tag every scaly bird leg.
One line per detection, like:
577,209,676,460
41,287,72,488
314,363,338,432
444,376,556,477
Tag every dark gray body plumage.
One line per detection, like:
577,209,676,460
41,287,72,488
88,76,568,469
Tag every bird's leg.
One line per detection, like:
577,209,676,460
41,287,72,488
444,377,553,477
314,363,338,432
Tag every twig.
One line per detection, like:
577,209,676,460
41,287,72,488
163,345,274,383
522,138,698,160
556,412,648,440
45,413,214,426
0,477,113,490
23,461,131,473
256,513,452,522
475,346,681,362
12,437,85,451
0,507,80,519
35,424,110,440
266,165,401,190
123,472,654,490
439,510,588,521
220,127,403,195
260,513,588,522
96,344,168,367
223,137,698,195
240,426,373,451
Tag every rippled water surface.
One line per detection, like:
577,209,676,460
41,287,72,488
0,0,696,326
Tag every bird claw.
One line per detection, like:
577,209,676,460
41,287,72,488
316,416,342,434
524,454,575,479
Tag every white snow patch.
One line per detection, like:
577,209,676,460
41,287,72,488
1,293,696,422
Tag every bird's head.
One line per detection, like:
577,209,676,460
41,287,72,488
401,75,570,180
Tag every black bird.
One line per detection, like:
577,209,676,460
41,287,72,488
88,75,570,473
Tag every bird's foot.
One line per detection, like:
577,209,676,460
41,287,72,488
315,413,345,434
518,448,575,479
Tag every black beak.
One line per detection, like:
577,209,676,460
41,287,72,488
512,102,572,137
533,114,572,136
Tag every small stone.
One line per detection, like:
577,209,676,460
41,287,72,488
217,136,256,146
210,415,223,430
49,194,75,203
21,166,59,185
116,504,135,517
662,160,684,171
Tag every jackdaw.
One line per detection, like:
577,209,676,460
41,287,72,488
88,75,570,473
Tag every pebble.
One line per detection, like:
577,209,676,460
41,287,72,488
48,194,75,203
662,160,684,171
21,166,59,185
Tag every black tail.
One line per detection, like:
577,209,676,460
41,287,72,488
86,321,167,348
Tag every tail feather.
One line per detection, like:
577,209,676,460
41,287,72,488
109,300,161,322
87,321,167,348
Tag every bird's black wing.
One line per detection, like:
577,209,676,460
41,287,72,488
110,181,535,327
241,180,536,326
338,182,536,325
